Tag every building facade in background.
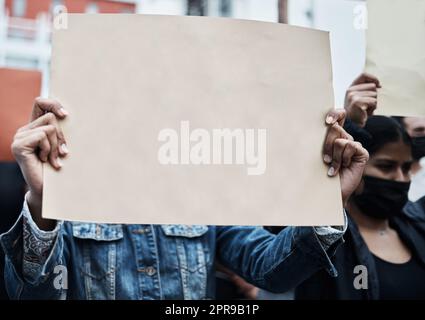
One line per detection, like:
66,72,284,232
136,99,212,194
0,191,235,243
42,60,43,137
0,0,139,96
0,0,281,97
0,0,365,106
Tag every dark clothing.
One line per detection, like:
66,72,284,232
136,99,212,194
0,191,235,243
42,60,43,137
373,254,425,300
295,198,425,300
404,196,425,224
0,162,26,300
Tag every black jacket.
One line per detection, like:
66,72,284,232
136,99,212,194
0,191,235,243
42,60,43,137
0,162,26,300
295,197,425,300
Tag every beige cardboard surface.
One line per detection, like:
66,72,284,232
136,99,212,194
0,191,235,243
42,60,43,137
365,0,425,117
44,14,343,225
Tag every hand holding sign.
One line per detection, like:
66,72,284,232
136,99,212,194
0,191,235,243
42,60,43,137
12,98,367,230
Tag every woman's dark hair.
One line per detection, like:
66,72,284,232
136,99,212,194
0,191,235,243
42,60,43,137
344,116,412,156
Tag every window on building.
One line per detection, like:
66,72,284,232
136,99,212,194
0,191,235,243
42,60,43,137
187,0,208,16
12,0,26,17
5,57,38,70
86,3,99,14
220,0,232,17
52,0,64,6
50,0,64,15
51,0,64,9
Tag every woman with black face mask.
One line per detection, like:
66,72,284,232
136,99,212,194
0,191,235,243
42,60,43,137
295,116,425,300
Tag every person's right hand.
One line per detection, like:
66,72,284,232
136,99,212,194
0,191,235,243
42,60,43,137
344,73,381,127
11,98,69,229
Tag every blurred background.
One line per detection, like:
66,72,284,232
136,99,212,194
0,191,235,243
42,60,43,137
0,0,366,299
0,0,366,108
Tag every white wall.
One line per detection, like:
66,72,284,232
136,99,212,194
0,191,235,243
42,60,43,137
232,0,278,22
289,0,366,107
137,0,186,15
288,0,313,27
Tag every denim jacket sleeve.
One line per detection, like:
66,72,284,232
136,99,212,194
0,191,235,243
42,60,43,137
215,211,347,293
0,197,67,299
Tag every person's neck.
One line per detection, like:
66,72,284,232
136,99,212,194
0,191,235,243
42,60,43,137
347,201,390,232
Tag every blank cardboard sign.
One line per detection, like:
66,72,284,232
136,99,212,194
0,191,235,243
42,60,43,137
44,14,343,226
0,68,41,161
365,0,425,117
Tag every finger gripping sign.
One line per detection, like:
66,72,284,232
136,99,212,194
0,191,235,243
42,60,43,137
44,14,343,226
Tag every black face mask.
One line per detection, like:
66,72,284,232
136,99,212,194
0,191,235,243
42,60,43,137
352,175,411,220
412,136,425,161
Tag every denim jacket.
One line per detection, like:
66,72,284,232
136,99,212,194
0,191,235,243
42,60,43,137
1,198,346,300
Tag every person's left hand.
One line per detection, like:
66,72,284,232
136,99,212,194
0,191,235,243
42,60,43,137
344,72,381,127
323,109,369,207
229,273,259,300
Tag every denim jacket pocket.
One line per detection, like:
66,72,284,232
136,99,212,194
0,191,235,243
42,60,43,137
160,225,210,299
161,225,210,272
72,223,123,300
